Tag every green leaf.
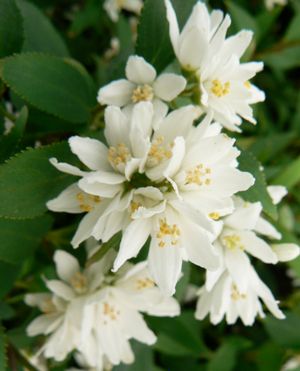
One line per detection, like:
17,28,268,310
136,0,197,73
148,310,205,357
272,156,300,190
0,215,52,264
264,311,300,348
16,0,69,57
207,337,251,371
114,341,156,371
284,13,300,42
238,150,277,219
0,261,20,299
175,262,190,302
256,342,284,371
0,106,28,162
0,142,76,218
0,0,24,58
0,324,7,371
0,53,95,123
226,2,258,38
262,45,300,70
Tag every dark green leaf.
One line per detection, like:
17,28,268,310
114,341,156,371
0,142,76,218
16,0,69,56
148,310,205,357
284,13,300,42
0,53,95,123
272,156,300,190
264,311,300,348
226,2,258,38
0,0,24,58
262,45,300,70
0,262,20,299
0,106,28,162
238,150,277,219
0,324,7,371
256,342,284,371
136,0,197,73
0,215,52,264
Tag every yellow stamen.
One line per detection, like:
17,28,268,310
147,136,172,167
103,302,119,321
156,218,181,248
76,192,101,213
231,284,247,301
131,84,154,103
211,79,231,97
108,143,131,167
222,234,244,251
209,212,220,220
185,164,212,186
70,272,88,294
136,278,155,290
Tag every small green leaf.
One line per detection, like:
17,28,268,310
238,150,277,219
272,156,300,190
0,142,76,218
16,0,69,57
0,53,95,123
0,215,52,264
0,0,24,58
264,311,300,348
0,106,28,162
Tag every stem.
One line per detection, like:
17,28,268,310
86,232,122,267
0,105,16,123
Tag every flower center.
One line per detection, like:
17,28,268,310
131,84,154,103
244,81,251,89
185,164,211,186
222,234,244,251
156,218,181,248
108,143,131,168
147,136,172,167
76,192,101,212
231,284,247,301
209,212,220,220
70,272,88,294
103,302,120,322
211,79,230,97
41,298,56,314
136,278,155,290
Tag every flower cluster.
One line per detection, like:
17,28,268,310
25,1,299,369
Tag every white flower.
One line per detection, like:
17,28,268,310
265,0,287,10
104,0,143,22
165,0,265,131
81,261,179,369
267,185,288,205
26,248,180,368
47,102,254,295
195,266,285,326
25,249,114,362
98,55,187,124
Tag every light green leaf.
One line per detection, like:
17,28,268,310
0,142,76,218
0,53,95,123
226,1,258,38
0,215,52,264
238,150,277,219
16,0,69,56
0,0,24,58
272,156,300,190
0,106,28,162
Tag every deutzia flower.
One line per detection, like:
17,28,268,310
165,0,265,131
103,0,143,22
26,248,179,369
97,55,187,124
195,196,300,325
195,265,285,326
265,0,287,10
47,100,254,295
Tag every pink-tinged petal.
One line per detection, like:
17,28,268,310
97,79,135,106
125,55,156,84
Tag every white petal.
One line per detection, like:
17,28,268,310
154,73,186,101
267,185,287,205
272,243,300,262
125,55,156,84
69,136,110,171
148,238,182,296
225,200,262,230
178,27,207,69
120,310,156,345
152,99,169,130
224,249,251,293
49,158,85,177
47,183,82,213
97,79,135,106
104,106,130,147
54,250,80,283
113,219,152,271
165,0,180,55
163,136,185,178
27,314,61,336
46,280,75,300
254,216,281,240
239,231,278,264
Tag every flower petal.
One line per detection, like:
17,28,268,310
47,183,83,213
45,280,75,300
69,136,110,171
272,243,300,262
97,79,135,106
49,158,85,177
54,250,80,283
165,0,180,55
154,73,186,101
125,55,156,84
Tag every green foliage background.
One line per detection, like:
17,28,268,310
0,0,299,369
